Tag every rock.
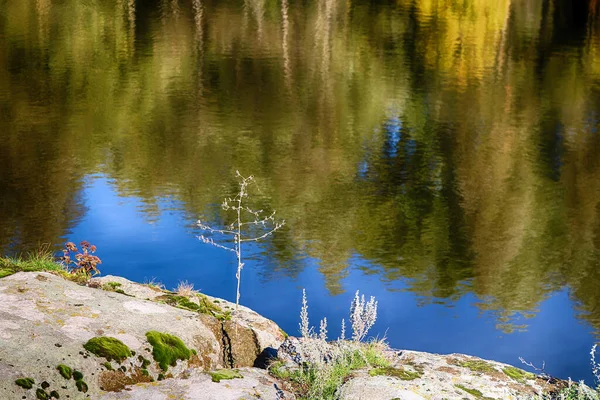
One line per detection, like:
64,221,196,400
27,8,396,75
97,367,295,399
338,349,569,400
0,272,286,400
94,275,286,368
338,376,426,400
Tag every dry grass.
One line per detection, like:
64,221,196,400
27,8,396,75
175,280,198,297
143,277,166,291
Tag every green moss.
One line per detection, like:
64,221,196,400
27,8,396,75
138,355,151,368
456,359,496,374
0,249,64,279
454,384,496,399
146,331,192,371
83,336,132,362
369,367,421,380
75,380,88,393
36,388,49,400
103,282,122,290
115,289,126,294
56,364,72,379
157,373,165,381
141,369,150,376
15,378,35,389
156,294,229,319
72,370,84,381
279,328,289,339
103,362,113,371
455,384,482,397
50,390,60,399
503,366,535,382
209,369,243,383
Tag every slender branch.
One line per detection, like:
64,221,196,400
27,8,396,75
240,222,285,242
197,170,284,313
197,222,237,235
197,235,236,252
519,357,552,382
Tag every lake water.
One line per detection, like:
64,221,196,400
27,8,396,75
1,0,600,383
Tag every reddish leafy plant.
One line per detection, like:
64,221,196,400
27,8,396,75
61,241,102,277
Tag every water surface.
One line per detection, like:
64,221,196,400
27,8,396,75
1,0,600,382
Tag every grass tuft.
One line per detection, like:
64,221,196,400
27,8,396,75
1,246,63,279
175,280,198,297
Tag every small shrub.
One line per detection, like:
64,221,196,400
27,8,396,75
60,241,101,280
271,290,386,399
197,171,285,310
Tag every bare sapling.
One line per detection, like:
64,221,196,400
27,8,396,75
197,171,285,310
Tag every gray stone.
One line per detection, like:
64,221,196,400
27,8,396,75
0,272,286,400
98,367,295,399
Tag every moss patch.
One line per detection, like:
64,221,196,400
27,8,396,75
15,377,35,389
156,294,230,320
503,366,535,382
35,388,49,400
369,367,421,380
209,369,243,383
138,355,151,368
76,380,88,393
83,336,132,362
72,370,84,381
454,359,496,374
50,390,60,399
455,384,496,399
56,364,72,379
103,282,122,290
146,331,192,371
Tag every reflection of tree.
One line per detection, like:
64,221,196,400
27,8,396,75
1,0,600,334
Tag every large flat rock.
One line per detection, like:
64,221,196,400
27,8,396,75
0,272,286,400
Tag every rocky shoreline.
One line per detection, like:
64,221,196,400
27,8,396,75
0,272,581,399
